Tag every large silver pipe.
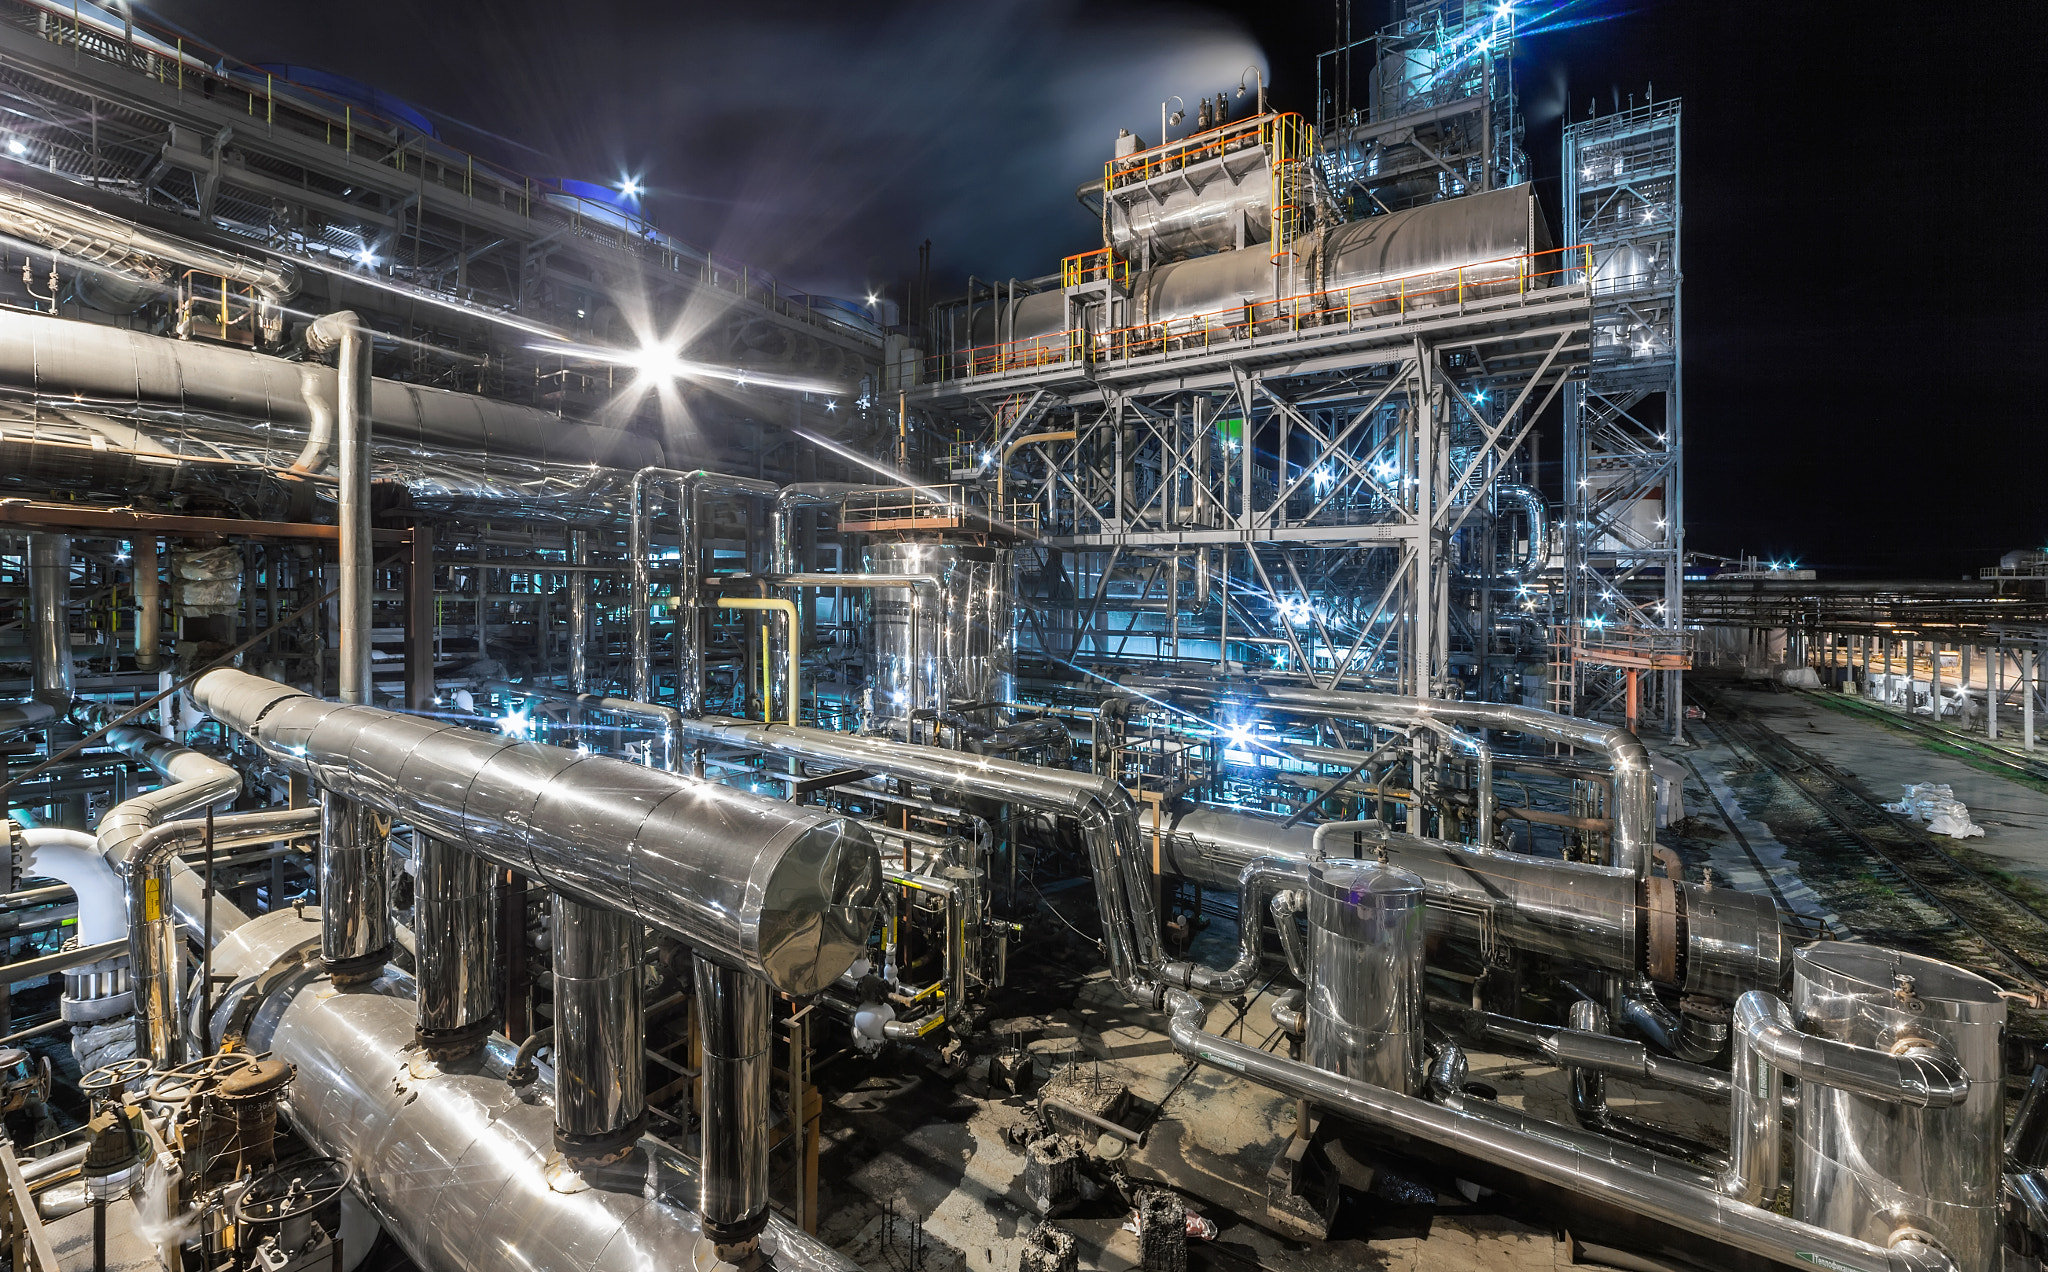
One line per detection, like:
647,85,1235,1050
131,535,160,673
552,895,645,1161
27,533,73,709
770,483,871,573
192,670,880,996
1161,990,1950,1272
627,468,777,709
319,793,393,982
0,182,296,301
98,725,251,941
125,805,321,1065
668,712,1168,1000
1137,681,1656,876
1166,805,1790,999
211,912,860,1272
307,312,373,705
693,954,773,1250
485,681,679,770
413,833,497,1060
1495,483,1549,583
1158,856,1305,996
0,699,56,735
567,529,590,693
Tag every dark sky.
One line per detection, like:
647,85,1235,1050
156,0,2048,579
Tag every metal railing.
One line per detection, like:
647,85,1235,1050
1061,249,1128,288
926,242,1590,384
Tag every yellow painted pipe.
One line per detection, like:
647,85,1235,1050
997,429,1077,505
717,597,799,727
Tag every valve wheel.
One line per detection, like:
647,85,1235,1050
230,1156,351,1226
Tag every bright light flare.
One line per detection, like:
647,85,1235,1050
618,175,643,200
527,337,840,397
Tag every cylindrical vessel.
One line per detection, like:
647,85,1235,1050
693,955,771,1247
1791,944,2005,1267
551,895,644,1158
413,833,497,1058
1304,856,1425,1093
319,792,392,981
27,533,73,708
194,671,880,996
863,541,1013,732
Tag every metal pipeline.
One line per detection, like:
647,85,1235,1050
770,483,872,574
718,597,800,727
567,529,590,694
97,725,250,943
208,911,860,1272
0,182,296,304
306,312,373,706
553,895,645,1162
1135,681,1656,876
413,833,496,1060
131,535,160,673
192,669,881,997
627,468,777,709
1720,990,1968,1206
126,805,321,1065
0,698,56,735
27,533,73,709
693,954,772,1250
1495,484,1549,583
319,793,393,982
1292,729,1494,848
1161,989,1952,1272
483,681,680,770
1160,857,1307,994
1162,806,1790,1000
667,713,1169,1000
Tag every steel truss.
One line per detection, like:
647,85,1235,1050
1562,98,1684,732
915,286,1587,703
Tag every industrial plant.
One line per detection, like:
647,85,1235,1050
0,2,2044,1272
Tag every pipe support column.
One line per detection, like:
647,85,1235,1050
551,894,645,1163
413,833,497,1060
319,792,392,983
308,312,372,705
693,954,772,1251
27,533,73,709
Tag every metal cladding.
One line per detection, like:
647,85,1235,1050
1163,805,1790,997
1791,945,2004,1269
26,533,73,708
1305,857,1426,1094
1319,183,1552,301
552,895,645,1151
319,794,393,978
413,834,497,1054
694,955,772,1243
214,912,859,1272
192,669,881,996
863,541,1015,730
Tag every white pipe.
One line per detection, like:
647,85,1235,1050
18,827,123,946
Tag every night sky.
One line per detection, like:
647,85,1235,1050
158,0,2048,580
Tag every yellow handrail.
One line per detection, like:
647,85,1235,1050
717,597,799,727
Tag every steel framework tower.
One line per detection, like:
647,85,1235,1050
1560,99,1685,733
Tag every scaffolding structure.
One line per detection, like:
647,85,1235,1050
1560,99,1686,732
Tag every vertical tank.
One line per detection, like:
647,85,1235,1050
1791,944,2005,1269
1304,855,1426,1093
862,541,1014,734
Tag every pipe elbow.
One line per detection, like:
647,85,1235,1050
1895,1046,1971,1108
304,309,362,353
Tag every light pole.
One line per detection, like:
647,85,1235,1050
1159,95,1185,146
1237,65,1266,117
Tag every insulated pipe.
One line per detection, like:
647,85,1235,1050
210,912,862,1272
1495,483,1549,583
996,430,1077,505
566,530,589,694
192,670,880,996
1138,681,1656,877
668,713,1166,1000
0,699,56,735
717,597,799,727
1161,989,1952,1272
1159,856,1306,993
27,533,73,709
319,793,393,983
1720,990,1968,1205
483,681,678,770
18,827,123,946
131,536,160,673
770,483,871,574
306,312,372,705
1293,731,1493,847
1162,806,1791,999
627,468,777,710
287,365,333,475
551,894,645,1162
413,833,497,1060
693,954,772,1250
97,726,250,942
126,806,321,1066
0,183,296,301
